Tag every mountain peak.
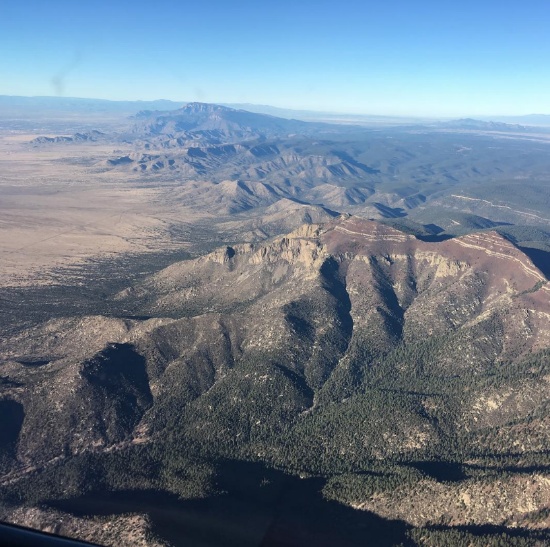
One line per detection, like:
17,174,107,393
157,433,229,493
130,101,312,141
180,102,235,114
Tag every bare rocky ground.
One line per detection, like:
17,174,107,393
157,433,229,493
0,505,167,547
0,132,193,287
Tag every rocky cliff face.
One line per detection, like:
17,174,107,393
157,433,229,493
120,216,549,364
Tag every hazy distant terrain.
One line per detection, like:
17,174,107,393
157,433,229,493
1,98,549,546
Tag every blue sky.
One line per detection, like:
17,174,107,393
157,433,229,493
1,0,549,116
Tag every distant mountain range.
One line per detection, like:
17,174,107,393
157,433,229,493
0,95,179,116
2,94,550,127
433,117,528,131
26,101,550,232
31,130,105,144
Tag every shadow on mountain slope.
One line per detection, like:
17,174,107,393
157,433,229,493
518,247,550,278
0,400,24,471
408,461,466,483
48,459,413,547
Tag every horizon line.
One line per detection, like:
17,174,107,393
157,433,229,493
0,93,549,120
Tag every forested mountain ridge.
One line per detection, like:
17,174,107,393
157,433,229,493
1,216,549,545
